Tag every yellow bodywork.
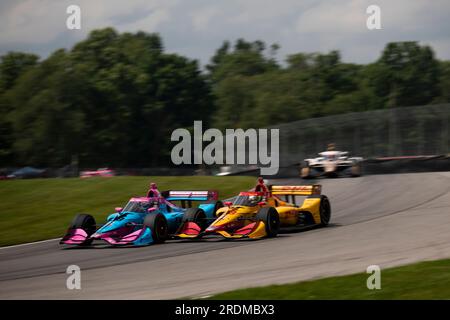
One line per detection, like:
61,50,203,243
177,233,200,239
204,185,324,239
176,184,326,239
216,221,267,239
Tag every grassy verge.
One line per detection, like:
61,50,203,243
209,258,450,299
0,176,255,246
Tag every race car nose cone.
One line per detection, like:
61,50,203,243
324,163,336,172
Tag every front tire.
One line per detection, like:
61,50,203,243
70,214,96,245
213,201,224,217
255,207,280,237
182,208,207,231
300,166,312,179
144,213,168,244
350,163,361,177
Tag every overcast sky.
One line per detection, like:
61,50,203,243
1,0,449,67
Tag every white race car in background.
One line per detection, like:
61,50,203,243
300,150,363,178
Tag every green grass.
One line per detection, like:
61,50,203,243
209,259,450,299
0,176,255,246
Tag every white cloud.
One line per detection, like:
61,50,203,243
0,0,67,43
0,0,179,44
295,0,365,35
290,0,450,61
190,6,220,31
0,0,449,64
81,0,179,32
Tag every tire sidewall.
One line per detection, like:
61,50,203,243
183,208,207,230
319,196,331,226
351,164,361,177
144,213,168,243
71,214,96,236
213,201,224,217
70,214,96,245
256,207,280,237
301,166,311,178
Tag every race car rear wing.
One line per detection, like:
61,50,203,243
270,185,322,196
270,185,321,205
162,190,218,202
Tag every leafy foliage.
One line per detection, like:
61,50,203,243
1,28,211,167
0,31,448,167
209,40,447,130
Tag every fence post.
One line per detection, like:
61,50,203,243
443,107,450,155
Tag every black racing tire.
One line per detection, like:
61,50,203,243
255,207,280,238
350,163,361,177
306,195,331,225
213,201,224,217
144,213,168,244
69,214,96,245
300,166,312,179
182,208,207,230
319,195,331,226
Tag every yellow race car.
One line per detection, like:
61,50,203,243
176,179,331,239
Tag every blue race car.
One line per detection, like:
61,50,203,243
60,183,223,247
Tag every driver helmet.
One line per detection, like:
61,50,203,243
248,195,261,204
255,177,269,197
147,182,161,198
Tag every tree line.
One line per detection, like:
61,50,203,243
0,28,449,168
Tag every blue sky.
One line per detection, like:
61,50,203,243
1,0,449,67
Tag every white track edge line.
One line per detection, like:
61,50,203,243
0,238,59,250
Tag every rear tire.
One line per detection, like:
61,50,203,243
255,207,280,237
319,195,331,226
144,213,168,244
182,208,207,231
69,214,96,245
350,163,361,177
300,166,312,179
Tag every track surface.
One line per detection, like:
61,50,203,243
1,172,450,299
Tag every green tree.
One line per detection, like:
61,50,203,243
207,39,279,83
1,35,448,168
5,28,212,168
7,49,87,166
376,41,440,107
0,52,39,165
0,52,39,92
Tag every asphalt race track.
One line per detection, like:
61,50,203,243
1,172,450,299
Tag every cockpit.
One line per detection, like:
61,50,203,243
232,194,264,207
122,199,159,213
324,154,337,161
